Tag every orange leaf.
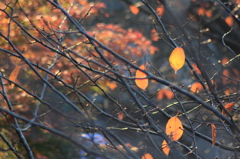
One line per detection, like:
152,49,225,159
156,5,164,16
106,81,117,90
221,57,229,65
222,69,230,84
192,63,201,74
150,29,158,41
157,88,174,99
117,112,124,120
169,47,185,74
129,5,139,15
205,10,212,17
190,82,203,93
166,116,183,141
141,153,153,159
222,103,234,117
9,65,22,87
135,65,148,90
225,16,233,27
211,124,216,147
197,7,205,16
162,140,170,156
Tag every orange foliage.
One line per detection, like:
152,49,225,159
141,153,153,159
190,82,203,93
129,5,139,15
95,24,158,56
169,47,185,74
135,65,148,90
162,140,170,156
157,88,174,99
211,124,216,147
166,116,183,141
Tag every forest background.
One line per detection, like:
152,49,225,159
0,0,240,158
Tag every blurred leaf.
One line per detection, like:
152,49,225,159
106,81,117,90
157,88,174,99
225,16,234,27
222,69,230,84
191,63,201,74
190,82,203,93
129,5,139,15
222,103,234,117
117,112,124,120
156,5,164,16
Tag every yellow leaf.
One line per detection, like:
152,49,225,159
135,65,148,90
169,47,185,74
162,140,170,156
211,124,216,147
141,153,153,159
9,65,22,87
166,116,183,141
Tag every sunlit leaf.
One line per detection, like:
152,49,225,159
129,5,139,15
211,124,216,147
222,103,234,117
9,65,22,87
141,153,153,159
162,140,170,156
169,47,185,74
166,116,183,141
135,65,148,90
